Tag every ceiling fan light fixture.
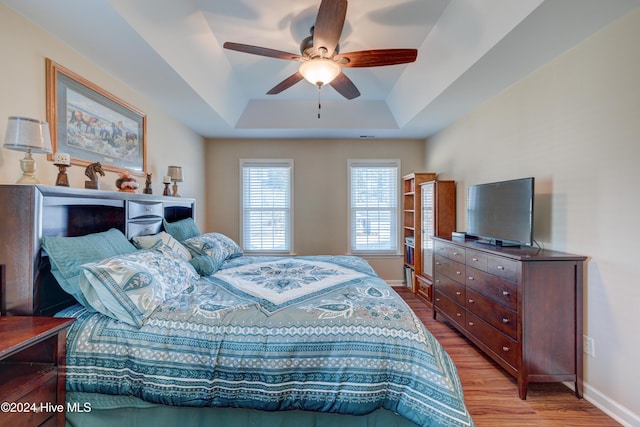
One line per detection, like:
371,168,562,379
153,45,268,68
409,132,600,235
299,58,341,86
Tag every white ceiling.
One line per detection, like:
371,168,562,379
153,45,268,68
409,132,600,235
3,0,639,139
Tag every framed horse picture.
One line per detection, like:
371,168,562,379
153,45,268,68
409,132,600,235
46,58,147,175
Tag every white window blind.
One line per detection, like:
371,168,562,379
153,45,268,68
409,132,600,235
241,160,292,253
349,160,399,253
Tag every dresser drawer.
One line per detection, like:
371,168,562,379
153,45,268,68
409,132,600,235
2,374,57,427
127,220,162,238
434,255,465,285
416,276,432,302
128,201,163,219
487,256,518,283
466,249,488,272
434,240,466,263
434,291,466,329
466,289,517,339
466,266,517,310
466,312,518,369
434,273,465,306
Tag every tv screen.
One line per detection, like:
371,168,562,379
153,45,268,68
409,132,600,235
466,177,534,246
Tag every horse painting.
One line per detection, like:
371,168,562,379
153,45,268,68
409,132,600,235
84,162,105,189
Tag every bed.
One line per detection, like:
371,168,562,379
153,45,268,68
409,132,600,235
3,187,473,427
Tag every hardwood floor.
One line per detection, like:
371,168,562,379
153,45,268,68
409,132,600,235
394,287,620,427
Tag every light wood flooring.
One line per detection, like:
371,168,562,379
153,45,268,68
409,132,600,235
394,287,620,427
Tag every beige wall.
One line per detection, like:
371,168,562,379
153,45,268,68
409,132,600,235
204,138,425,280
0,3,206,224
425,8,640,425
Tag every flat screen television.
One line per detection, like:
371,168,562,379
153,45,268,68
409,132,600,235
466,177,534,247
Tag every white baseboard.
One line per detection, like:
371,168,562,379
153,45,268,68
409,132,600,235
387,280,407,287
563,381,639,426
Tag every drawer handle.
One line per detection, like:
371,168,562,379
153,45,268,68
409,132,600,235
435,262,441,266
497,265,505,270
502,318,510,324
468,299,474,303
502,290,510,296
502,346,510,352
468,321,474,326
435,279,440,284
435,298,440,302
456,312,462,317
472,257,479,262
468,276,474,281
145,207,153,211
455,271,461,275
455,291,462,295
452,251,458,255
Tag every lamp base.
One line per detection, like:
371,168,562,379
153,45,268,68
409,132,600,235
16,173,40,185
172,182,180,197
16,150,40,184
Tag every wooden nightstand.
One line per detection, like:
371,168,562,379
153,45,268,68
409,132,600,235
0,317,75,427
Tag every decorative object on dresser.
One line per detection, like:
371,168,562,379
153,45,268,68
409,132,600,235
167,165,183,197
53,152,71,186
2,116,53,184
46,59,147,175
162,175,171,196
403,173,435,292
115,171,139,193
0,316,75,427
432,236,587,400
143,172,152,194
84,162,105,189
0,184,195,316
416,179,456,304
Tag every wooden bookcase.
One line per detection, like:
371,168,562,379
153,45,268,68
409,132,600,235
402,173,436,292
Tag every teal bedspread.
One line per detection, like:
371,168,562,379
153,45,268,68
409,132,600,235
58,256,473,427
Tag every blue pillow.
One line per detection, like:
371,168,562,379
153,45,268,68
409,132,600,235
189,255,223,276
163,218,201,242
183,232,243,261
42,228,137,309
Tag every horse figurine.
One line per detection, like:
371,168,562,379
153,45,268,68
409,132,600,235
84,162,105,189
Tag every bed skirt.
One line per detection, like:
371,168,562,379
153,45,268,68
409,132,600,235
65,392,419,427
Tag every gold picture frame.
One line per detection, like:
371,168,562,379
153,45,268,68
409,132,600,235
46,58,147,175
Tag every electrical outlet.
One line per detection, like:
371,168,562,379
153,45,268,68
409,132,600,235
584,335,595,357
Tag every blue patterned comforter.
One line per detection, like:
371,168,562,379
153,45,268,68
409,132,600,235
57,255,473,427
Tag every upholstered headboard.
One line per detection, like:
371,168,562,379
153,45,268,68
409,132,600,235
0,185,195,316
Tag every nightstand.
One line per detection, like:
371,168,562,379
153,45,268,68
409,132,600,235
0,317,75,427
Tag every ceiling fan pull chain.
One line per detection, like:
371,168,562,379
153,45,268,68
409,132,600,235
317,84,322,119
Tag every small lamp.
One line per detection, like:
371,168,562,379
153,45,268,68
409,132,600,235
3,116,53,184
167,165,183,197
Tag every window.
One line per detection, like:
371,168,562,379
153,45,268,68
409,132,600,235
241,160,293,253
348,160,400,254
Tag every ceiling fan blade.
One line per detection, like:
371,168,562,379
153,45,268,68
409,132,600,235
267,72,305,95
329,72,360,100
223,42,302,61
335,49,418,68
313,0,347,57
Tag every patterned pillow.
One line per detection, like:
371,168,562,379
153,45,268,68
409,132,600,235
78,247,198,327
189,255,223,276
183,232,243,262
163,218,201,242
42,228,137,310
131,231,192,260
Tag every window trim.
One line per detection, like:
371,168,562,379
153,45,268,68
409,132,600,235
239,159,294,255
347,159,401,256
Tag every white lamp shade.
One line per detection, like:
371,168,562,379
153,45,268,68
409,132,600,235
3,116,52,154
299,58,341,86
167,166,184,182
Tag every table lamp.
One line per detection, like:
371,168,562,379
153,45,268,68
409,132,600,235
167,165,183,197
3,116,53,184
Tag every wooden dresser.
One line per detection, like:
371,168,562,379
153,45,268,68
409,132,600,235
432,236,586,399
0,185,195,316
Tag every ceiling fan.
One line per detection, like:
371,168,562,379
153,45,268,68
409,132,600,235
223,0,418,100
